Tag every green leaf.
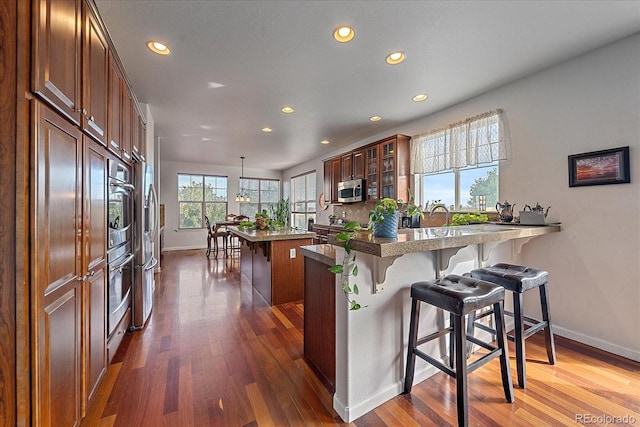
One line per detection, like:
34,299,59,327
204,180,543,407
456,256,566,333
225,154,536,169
342,282,351,293
328,265,343,274
353,284,359,295
343,221,361,232
350,302,361,310
353,265,358,277
335,231,351,241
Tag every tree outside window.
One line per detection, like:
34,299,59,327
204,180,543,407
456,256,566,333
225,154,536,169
239,178,280,218
291,172,316,229
178,174,227,228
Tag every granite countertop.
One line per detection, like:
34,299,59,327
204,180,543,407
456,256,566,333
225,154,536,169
299,244,336,266
327,223,561,257
229,227,316,243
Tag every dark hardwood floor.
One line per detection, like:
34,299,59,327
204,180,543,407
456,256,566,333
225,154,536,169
83,249,640,426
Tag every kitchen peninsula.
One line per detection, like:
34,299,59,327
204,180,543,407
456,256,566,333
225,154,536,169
301,223,560,422
231,227,315,305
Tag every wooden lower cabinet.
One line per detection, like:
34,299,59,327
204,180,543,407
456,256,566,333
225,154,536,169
303,256,336,392
33,101,108,425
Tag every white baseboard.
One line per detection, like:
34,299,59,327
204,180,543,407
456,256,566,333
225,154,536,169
553,326,640,362
162,245,207,252
333,363,441,423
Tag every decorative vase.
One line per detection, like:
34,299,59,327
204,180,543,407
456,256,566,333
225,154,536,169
373,212,399,238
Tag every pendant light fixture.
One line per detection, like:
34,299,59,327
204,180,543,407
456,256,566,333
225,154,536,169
235,156,250,202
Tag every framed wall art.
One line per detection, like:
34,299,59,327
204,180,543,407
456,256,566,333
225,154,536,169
568,146,630,187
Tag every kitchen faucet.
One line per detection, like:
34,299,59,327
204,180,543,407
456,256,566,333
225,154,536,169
429,205,450,227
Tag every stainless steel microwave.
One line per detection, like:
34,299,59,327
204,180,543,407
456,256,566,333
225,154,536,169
337,179,363,203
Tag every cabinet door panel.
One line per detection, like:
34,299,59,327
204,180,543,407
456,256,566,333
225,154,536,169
84,268,106,410
44,286,82,427
36,103,83,295
341,153,353,181
352,149,365,180
121,87,133,163
33,101,83,427
33,0,82,125
83,5,109,145
107,54,123,157
330,157,341,203
83,140,107,411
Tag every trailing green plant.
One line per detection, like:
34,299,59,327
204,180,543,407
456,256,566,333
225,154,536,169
328,221,366,310
450,212,489,226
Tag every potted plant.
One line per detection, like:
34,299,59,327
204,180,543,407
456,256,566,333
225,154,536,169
368,196,424,237
268,198,290,229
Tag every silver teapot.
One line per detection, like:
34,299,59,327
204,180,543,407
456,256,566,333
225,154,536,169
496,200,515,223
523,203,551,218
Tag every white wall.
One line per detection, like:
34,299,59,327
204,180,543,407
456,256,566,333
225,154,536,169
283,33,640,360
160,159,282,250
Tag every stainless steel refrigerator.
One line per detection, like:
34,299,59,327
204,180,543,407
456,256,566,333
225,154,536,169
131,157,158,329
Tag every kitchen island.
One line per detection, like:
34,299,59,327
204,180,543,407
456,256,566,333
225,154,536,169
302,223,560,422
230,227,315,305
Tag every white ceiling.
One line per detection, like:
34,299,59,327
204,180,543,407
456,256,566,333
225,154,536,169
94,1,640,171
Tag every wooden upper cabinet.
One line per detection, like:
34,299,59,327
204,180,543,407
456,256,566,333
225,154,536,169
340,149,365,181
82,3,109,146
352,149,365,180
121,86,133,164
323,160,331,203
107,53,123,157
341,153,353,181
132,103,146,160
33,101,83,427
33,0,83,125
365,145,379,202
330,157,341,203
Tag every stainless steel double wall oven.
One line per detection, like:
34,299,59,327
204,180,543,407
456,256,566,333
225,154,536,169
107,158,134,337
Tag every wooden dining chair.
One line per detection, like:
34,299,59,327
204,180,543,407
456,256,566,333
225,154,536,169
205,215,227,258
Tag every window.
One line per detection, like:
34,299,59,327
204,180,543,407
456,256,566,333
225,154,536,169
239,178,280,219
291,172,316,229
178,174,227,228
411,110,505,211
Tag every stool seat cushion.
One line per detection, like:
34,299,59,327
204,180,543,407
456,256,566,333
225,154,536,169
470,263,548,293
411,275,504,316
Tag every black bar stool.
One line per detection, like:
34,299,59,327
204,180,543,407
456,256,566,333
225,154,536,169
404,274,514,427
470,263,556,388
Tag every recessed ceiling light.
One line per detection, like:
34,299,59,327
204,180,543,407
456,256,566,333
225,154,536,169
385,51,405,65
321,140,330,145
369,116,382,122
333,26,355,43
208,82,225,89
262,127,273,133
412,93,428,102
147,40,171,55
200,125,213,130
281,106,294,114
201,137,211,141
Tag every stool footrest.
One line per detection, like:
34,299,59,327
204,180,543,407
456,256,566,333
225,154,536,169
416,327,453,348
467,347,503,374
414,348,456,378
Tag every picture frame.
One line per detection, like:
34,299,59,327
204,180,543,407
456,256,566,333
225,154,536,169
568,146,630,187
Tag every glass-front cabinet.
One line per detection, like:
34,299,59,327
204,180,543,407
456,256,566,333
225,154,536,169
366,145,378,201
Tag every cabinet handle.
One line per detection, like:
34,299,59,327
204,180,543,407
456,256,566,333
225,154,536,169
77,108,87,115
89,116,95,122
80,270,96,282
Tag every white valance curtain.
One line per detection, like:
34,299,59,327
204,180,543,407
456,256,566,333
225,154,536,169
410,109,507,174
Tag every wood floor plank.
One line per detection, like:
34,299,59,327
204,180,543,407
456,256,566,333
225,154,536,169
82,250,640,426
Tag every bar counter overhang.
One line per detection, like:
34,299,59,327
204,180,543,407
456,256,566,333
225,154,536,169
304,223,560,422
